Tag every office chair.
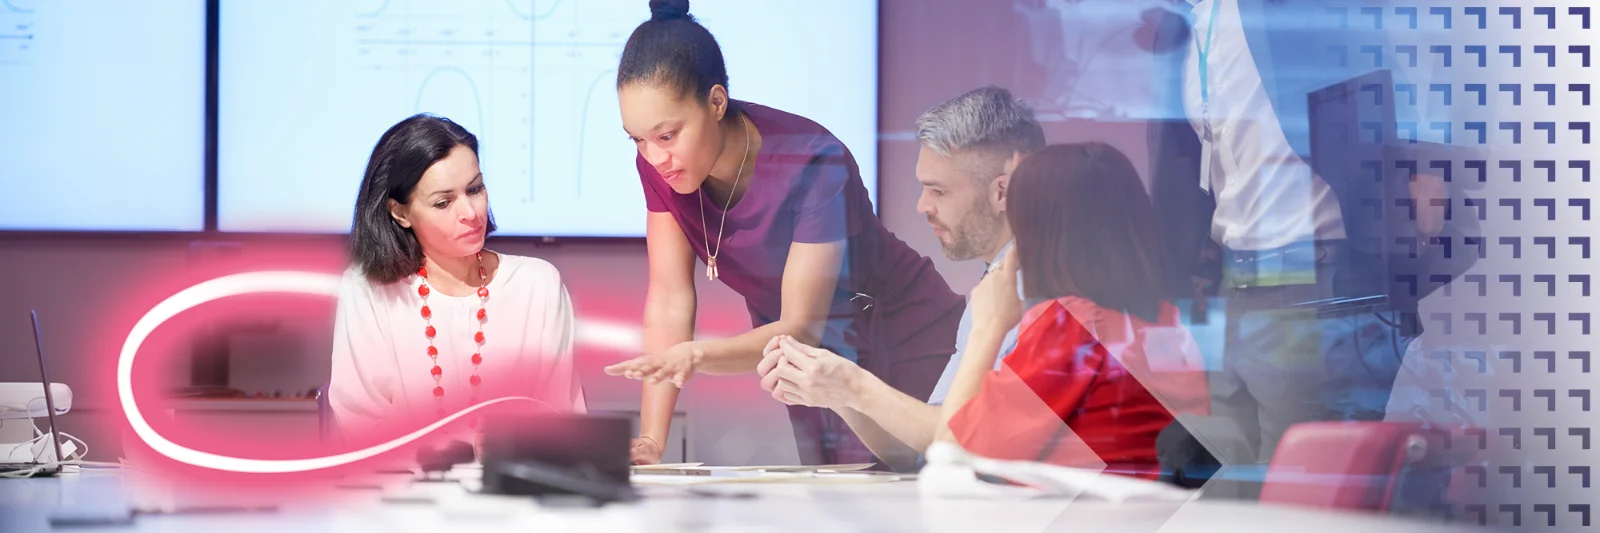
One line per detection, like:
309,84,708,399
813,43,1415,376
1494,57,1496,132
1259,421,1438,512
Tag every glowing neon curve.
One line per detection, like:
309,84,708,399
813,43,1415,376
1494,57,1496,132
116,270,545,474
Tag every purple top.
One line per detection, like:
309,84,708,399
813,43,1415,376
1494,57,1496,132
638,102,963,392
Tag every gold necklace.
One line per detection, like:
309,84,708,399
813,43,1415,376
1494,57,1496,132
699,114,751,281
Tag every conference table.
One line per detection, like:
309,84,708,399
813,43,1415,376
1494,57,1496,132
2,467,1463,532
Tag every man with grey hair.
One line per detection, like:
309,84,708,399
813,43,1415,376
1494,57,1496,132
755,86,1045,470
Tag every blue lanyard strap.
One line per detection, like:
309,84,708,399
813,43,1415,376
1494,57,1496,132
1195,0,1222,104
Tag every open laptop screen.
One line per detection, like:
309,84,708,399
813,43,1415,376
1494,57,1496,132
29,310,66,474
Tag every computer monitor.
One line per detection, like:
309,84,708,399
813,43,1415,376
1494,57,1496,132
1306,69,1401,315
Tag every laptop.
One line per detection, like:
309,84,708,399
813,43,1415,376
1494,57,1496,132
0,310,68,476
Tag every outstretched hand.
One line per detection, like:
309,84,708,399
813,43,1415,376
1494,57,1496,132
604,342,701,388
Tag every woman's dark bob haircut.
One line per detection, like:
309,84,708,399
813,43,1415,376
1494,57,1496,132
349,114,495,284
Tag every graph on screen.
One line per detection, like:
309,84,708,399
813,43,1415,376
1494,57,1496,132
0,0,206,231
219,0,878,236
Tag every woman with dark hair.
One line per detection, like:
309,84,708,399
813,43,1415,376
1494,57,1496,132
930,142,1210,478
601,0,964,466
329,114,585,441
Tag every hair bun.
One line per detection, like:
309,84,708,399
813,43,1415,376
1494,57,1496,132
649,0,690,21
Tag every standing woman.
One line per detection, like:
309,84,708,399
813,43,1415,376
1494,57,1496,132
604,0,965,466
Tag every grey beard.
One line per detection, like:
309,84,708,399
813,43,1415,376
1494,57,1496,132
941,209,1005,262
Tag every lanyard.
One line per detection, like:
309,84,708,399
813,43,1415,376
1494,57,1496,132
1195,0,1224,191
1194,0,1222,105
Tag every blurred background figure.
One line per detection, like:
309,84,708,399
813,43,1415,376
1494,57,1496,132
1147,0,1481,503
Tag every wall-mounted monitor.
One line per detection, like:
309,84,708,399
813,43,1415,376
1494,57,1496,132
0,0,207,232
218,0,878,237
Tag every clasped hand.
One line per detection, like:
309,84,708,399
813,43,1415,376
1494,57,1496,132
755,335,862,409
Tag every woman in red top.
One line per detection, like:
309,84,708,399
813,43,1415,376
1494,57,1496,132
935,143,1210,479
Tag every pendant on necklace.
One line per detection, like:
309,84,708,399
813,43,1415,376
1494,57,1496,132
707,256,719,281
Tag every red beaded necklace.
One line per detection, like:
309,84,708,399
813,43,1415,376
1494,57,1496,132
417,252,489,417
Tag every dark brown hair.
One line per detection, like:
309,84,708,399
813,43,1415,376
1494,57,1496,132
1007,143,1168,322
616,0,729,101
350,114,495,284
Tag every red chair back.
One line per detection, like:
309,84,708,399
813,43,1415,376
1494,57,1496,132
1261,422,1428,512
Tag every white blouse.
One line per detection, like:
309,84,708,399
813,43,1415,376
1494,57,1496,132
328,252,586,442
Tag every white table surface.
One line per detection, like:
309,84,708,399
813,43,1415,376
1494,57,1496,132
1,468,1464,533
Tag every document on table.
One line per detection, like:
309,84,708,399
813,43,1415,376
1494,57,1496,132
630,463,876,476
630,470,912,485
627,463,704,471
729,463,877,473
629,463,911,485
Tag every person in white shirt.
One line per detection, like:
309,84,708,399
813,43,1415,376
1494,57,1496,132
752,86,1043,471
1178,0,1452,472
329,114,585,444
